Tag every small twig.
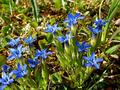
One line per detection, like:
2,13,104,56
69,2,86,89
109,27,120,42
47,80,51,90
104,74,120,78
88,64,111,90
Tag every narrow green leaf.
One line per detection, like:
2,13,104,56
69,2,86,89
50,72,62,84
45,33,53,43
105,44,120,54
30,0,39,22
114,36,120,40
101,0,120,42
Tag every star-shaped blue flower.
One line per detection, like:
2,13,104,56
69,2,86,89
57,32,74,43
0,72,14,90
28,58,38,68
23,35,36,44
12,63,28,79
94,19,108,29
8,37,20,47
64,13,84,28
88,19,108,36
88,26,102,35
2,65,10,72
83,52,103,69
7,44,23,60
45,24,61,34
35,49,52,59
76,41,91,52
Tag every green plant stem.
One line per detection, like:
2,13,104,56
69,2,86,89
71,26,76,36
61,0,66,10
99,0,104,18
101,0,120,42
9,0,12,15
30,0,39,22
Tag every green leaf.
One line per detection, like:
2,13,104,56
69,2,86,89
31,88,37,90
105,44,120,54
101,0,120,42
2,16,11,23
4,87,13,90
61,0,66,10
30,21,38,28
50,72,62,84
42,61,48,80
45,33,53,43
2,25,12,34
56,54,66,68
53,0,62,10
114,36,120,40
34,66,41,83
17,86,24,90
2,0,9,4
55,41,64,53
38,39,46,49
0,55,6,66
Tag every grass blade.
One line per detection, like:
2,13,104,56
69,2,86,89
30,0,39,22
101,0,120,42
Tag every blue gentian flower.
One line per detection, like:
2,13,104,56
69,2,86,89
28,58,38,68
88,19,108,36
8,37,20,47
94,19,107,29
23,36,36,44
64,13,84,28
76,41,91,52
2,65,10,72
35,49,52,59
83,52,103,69
88,26,102,35
12,63,27,79
45,24,61,34
57,32,74,43
0,72,14,90
7,44,23,60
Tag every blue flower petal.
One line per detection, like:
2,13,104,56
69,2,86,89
2,65,10,72
84,52,103,69
76,41,90,52
0,84,7,90
57,36,66,43
7,55,16,60
23,36,36,44
45,24,61,34
8,37,20,47
64,12,84,28
85,63,92,67
96,58,103,63
35,49,52,59
94,63,100,69
83,56,89,61
18,63,23,71
28,58,38,68
13,63,28,79
0,72,14,88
